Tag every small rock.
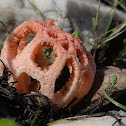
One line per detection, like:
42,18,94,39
92,66,126,103
118,110,126,117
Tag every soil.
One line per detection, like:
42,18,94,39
0,57,126,126
0,60,71,126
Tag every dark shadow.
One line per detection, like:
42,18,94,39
71,66,108,115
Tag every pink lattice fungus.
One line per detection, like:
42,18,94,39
0,19,96,108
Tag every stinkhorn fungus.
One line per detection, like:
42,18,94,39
0,19,96,108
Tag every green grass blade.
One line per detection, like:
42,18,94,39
105,0,118,33
82,0,124,41
84,21,126,47
28,0,45,21
103,91,126,110
48,115,87,126
103,0,118,40
31,95,43,126
84,24,120,47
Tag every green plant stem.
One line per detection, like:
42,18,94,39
31,95,42,126
82,0,124,41
106,0,118,32
103,27,126,43
47,115,87,126
84,25,119,47
103,91,126,110
103,0,118,40
93,0,101,58
28,0,45,21
85,22,125,47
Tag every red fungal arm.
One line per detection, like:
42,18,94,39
0,19,96,108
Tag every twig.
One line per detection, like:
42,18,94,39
103,0,126,12
102,22,126,43
120,2,126,12
108,22,126,38
85,23,122,47
85,22,126,48
103,27,126,43
82,0,124,41
0,21,9,34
